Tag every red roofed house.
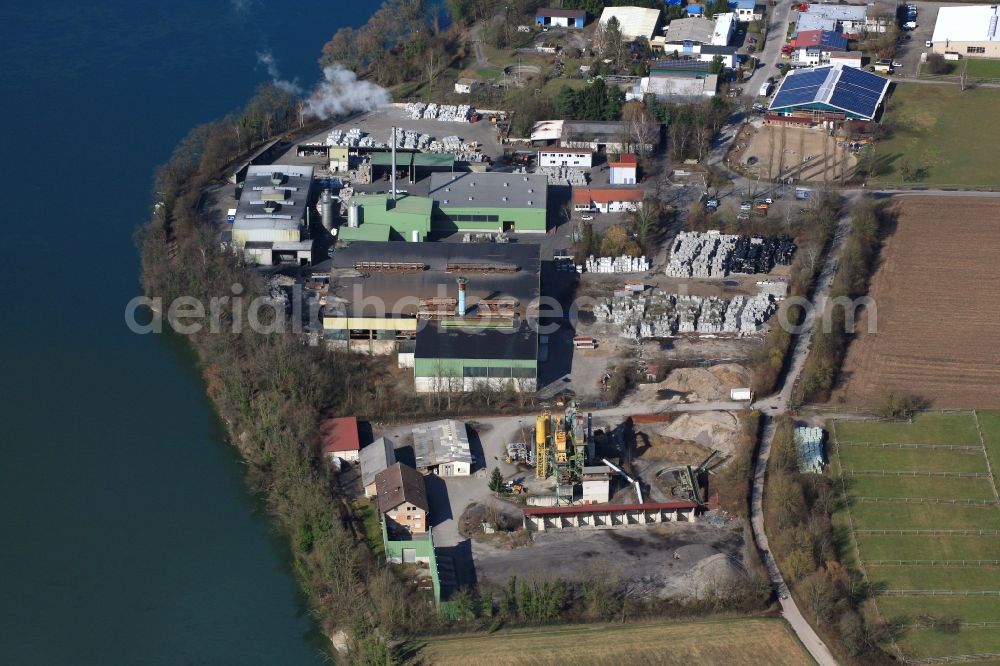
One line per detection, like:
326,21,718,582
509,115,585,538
609,153,638,185
319,416,361,463
573,188,644,213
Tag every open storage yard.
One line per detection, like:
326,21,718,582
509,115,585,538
834,197,1000,408
869,84,1000,188
409,617,812,665
829,412,1000,663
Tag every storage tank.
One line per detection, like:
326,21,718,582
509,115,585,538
320,189,334,231
535,413,549,446
347,203,359,228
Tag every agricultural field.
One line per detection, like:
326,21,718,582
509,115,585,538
830,413,1000,663
408,618,812,665
869,84,1000,187
834,197,1000,408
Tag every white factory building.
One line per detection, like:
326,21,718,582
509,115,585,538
413,419,473,477
537,146,593,168
931,5,1000,58
230,165,314,266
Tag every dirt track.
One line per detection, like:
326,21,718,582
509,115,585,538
835,197,1000,408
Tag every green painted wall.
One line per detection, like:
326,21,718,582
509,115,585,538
381,520,440,603
436,206,546,233
414,357,537,378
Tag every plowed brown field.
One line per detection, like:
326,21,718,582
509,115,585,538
835,197,1000,408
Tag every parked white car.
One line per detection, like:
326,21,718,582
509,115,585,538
581,215,594,221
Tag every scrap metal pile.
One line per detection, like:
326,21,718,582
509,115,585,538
665,231,796,278
536,166,587,186
325,127,480,155
404,102,475,121
596,291,779,338
585,255,650,273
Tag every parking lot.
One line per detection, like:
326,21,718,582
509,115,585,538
891,1,943,76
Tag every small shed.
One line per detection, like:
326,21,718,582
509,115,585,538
319,416,361,463
535,8,586,28
609,153,638,185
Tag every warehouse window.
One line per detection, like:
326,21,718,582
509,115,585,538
463,366,488,378
512,367,536,379
967,46,986,54
487,366,512,378
450,214,500,223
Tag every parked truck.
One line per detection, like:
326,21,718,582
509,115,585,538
758,81,771,97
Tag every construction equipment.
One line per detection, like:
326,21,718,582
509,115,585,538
535,412,550,479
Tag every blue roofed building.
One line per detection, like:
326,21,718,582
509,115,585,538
729,0,762,21
768,63,890,121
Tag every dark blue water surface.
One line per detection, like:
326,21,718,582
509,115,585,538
0,2,379,663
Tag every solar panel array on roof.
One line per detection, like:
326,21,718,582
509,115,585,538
771,68,830,108
827,65,888,120
769,63,889,120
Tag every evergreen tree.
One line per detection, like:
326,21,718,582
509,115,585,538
488,466,505,494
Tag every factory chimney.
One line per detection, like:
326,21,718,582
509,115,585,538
456,277,467,316
390,126,397,202
320,189,334,231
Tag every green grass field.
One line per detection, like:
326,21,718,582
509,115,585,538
866,565,1000,591
870,84,1000,187
845,475,998,501
838,446,989,474
835,414,982,445
831,413,1000,661
857,534,1000,561
849,503,1000,531
878,595,1000,624
897,626,1000,661
978,410,1000,481
410,618,814,665
963,58,1000,80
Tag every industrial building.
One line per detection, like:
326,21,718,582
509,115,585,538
339,171,549,242
768,63,890,121
535,7,586,28
930,5,1000,58
319,416,361,463
413,419,473,476
430,172,548,234
537,146,593,168
661,16,717,47
631,72,719,102
599,6,662,41
573,188,644,213
231,165,314,266
375,462,429,535
561,120,656,154
796,4,868,35
322,241,541,391
581,465,612,503
361,436,397,498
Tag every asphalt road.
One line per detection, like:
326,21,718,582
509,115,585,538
744,0,794,99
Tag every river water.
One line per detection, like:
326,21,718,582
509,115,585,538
0,2,378,663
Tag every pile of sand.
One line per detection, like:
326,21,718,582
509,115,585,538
659,411,740,455
659,364,749,402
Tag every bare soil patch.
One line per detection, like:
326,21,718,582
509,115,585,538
834,197,1000,408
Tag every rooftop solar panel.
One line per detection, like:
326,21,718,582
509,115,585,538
769,64,889,119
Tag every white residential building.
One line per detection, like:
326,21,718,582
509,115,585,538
537,146,593,168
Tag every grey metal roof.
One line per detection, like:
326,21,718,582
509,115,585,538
429,172,548,210
234,164,314,231
803,4,866,22
415,321,537,361
562,120,630,142
413,420,472,469
663,17,716,44
327,241,540,319
361,437,396,488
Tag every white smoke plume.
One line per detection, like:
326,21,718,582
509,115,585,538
256,51,302,95
304,64,392,120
